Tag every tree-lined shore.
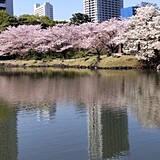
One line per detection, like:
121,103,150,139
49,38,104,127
0,5,160,69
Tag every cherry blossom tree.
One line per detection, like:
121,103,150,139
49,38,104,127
78,19,126,58
116,6,160,66
79,22,105,58
0,21,126,59
35,24,83,58
0,25,42,58
97,18,126,55
0,18,129,60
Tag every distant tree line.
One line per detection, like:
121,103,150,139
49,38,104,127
0,10,92,31
0,10,68,31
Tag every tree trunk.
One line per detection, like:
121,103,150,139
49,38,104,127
118,43,123,53
138,42,141,51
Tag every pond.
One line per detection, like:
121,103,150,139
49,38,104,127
0,68,160,160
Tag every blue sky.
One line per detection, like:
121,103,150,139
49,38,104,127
14,0,160,20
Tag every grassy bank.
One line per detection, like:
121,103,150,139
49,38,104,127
0,55,142,69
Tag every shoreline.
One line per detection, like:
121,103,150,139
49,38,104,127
0,55,143,70
0,63,141,70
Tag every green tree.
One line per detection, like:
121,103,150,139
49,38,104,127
0,12,68,31
18,14,56,28
18,15,68,28
0,10,18,31
70,13,91,25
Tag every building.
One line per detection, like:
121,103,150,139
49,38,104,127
0,0,14,15
121,6,138,19
34,2,53,20
83,0,123,23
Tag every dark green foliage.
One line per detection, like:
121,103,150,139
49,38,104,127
0,54,17,60
18,14,56,28
70,13,91,24
18,15,68,28
60,49,89,59
17,15,68,28
25,51,64,61
0,11,68,31
12,49,90,61
72,51,87,59
0,10,18,31
54,20,68,25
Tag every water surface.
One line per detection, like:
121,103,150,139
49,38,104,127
0,68,160,160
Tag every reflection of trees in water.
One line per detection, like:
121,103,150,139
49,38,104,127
124,71,160,128
0,69,160,127
87,104,129,160
0,101,17,160
0,70,131,109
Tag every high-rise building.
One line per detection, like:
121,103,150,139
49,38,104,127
83,0,123,22
34,2,53,20
0,0,14,15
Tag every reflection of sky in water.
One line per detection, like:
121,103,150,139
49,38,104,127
17,103,88,160
0,69,160,160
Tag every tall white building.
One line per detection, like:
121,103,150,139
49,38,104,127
83,0,123,22
0,0,14,15
34,2,53,20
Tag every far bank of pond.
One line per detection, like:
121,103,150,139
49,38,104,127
0,55,143,70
